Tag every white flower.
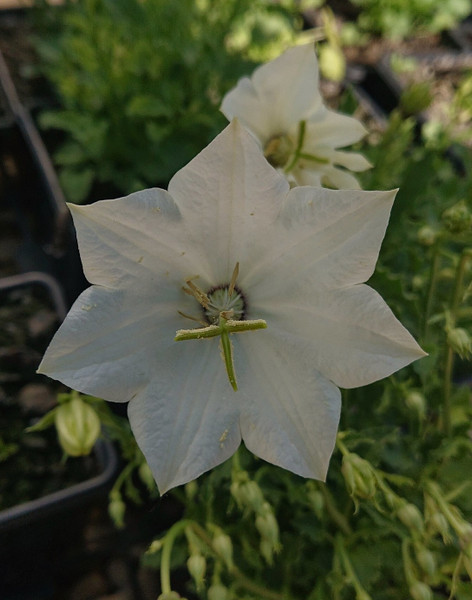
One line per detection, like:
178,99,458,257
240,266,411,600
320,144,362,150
221,44,372,189
38,121,425,494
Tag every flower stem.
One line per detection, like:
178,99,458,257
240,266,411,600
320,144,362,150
423,243,440,340
160,520,193,594
442,250,471,435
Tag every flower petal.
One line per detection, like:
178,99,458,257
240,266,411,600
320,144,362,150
221,45,322,144
168,120,289,285
38,285,185,402
68,188,204,290
128,339,241,494
236,333,341,480
321,166,362,190
305,108,368,149
263,285,427,389
243,187,396,299
329,150,373,172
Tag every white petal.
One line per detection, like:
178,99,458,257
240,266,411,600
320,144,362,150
263,285,427,389
38,285,186,402
168,120,289,285
243,187,396,299
128,339,241,494
321,166,362,190
329,150,372,172
236,333,341,480
68,189,203,290
305,108,368,148
221,45,322,144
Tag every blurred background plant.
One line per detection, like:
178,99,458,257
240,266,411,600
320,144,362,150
30,0,312,203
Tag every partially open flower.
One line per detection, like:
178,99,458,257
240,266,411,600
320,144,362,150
221,44,371,189
39,121,425,494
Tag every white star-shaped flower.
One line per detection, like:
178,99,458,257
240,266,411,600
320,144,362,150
39,121,425,494
221,44,372,189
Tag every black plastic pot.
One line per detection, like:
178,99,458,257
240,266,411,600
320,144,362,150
0,272,119,599
0,47,86,306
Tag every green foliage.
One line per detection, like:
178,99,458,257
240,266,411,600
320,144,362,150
32,0,304,202
348,0,472,40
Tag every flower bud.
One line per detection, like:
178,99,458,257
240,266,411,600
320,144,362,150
427,512,450,542
306,485,324,519
405,391,426,419
400,82,433,115
397,503,424,533
447,327,472,359
208,584,230,600
319,43,346,82
185,480,198,501
255,503,279,547
55,395,101,456
147,538,164,554
415,545,436,577
417,225,437,246
109,493,126,529
138,460,156,492
158,593,182,600
213,532,233,568
442,200,472,234
187,554,206,588
409,581,432,600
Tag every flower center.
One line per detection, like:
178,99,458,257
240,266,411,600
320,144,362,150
264,134,294,169
263,120,330,175
175,263,267,392
204,285,245,324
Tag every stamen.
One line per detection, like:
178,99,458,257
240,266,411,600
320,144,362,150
183,280,210,308
228,262,239,297
177,310,207,326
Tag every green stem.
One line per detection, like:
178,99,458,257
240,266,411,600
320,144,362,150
320,484,353,536
423,244,440,340
335,534,371,599
284,120,306,173
442,250,471,435
160,520,193,594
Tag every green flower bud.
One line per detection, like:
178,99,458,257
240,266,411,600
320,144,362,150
260,538,275,565
306,485,324,519
108,493,126,529
400,82,433,115
343,454,376,499
397,503,424,533
409,581,432,600
255,503,279,547
55,395,101,456
138,460,156,492
417,225,437,246
147,538,164,554
427,512,450,542
213,532,233,568
442,200,472,234
187,554,206,588
319,43,346,82
405,391,426,419
447,327,472,359
158,593,182,600
208,584,230,600
415,545,436,577
185,480,198,501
